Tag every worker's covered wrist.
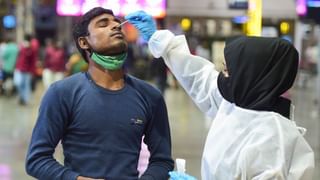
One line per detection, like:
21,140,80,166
148,30,175,58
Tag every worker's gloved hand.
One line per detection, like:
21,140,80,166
169,171,197,180
124,11,156,41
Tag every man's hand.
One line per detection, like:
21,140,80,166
76,175,104,180
125,11,156,41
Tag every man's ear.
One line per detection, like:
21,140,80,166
78,37,90,50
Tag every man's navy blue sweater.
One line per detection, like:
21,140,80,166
26,72,174,180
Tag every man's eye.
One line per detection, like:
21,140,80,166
115,19,122,24
98,22,108,27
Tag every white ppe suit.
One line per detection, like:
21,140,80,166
148,30,315,180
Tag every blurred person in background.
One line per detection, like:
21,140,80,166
26,7,173,180
1,38,19,96
65,51,88,76
43,38,55,64
0,39,6,62
0,68,2,95
0,65,2,95
150,57,168,95
317,38,320,115
305,40,318,76
0,39,5,94
195,40,210,60
305,38,319,118
42,40,66,89
126,11,315,180
14,34,36,105
125,41,152,80
30,34,41,92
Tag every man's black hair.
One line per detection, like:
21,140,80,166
72,7,114,63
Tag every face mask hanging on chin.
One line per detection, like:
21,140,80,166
90,52,127,70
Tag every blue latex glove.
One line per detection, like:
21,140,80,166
124,11,156,41
169,171,197,180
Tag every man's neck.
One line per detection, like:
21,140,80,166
88,62,125,91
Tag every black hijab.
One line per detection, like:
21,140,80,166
217,36,299,118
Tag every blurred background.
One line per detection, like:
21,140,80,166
0,0,319,179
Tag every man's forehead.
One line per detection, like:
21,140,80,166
91,13,115,22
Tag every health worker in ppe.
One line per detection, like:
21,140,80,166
125,11,315,180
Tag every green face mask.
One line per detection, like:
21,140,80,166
90,52,127,70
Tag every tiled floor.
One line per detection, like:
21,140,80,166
0,74,319,179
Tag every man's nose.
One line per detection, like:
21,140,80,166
111,22,122,30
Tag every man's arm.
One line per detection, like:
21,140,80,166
140,96,174,180
25,84,79,180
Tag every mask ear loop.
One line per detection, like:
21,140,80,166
290,103,294,121
222,62,229,78
290,103,307,136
